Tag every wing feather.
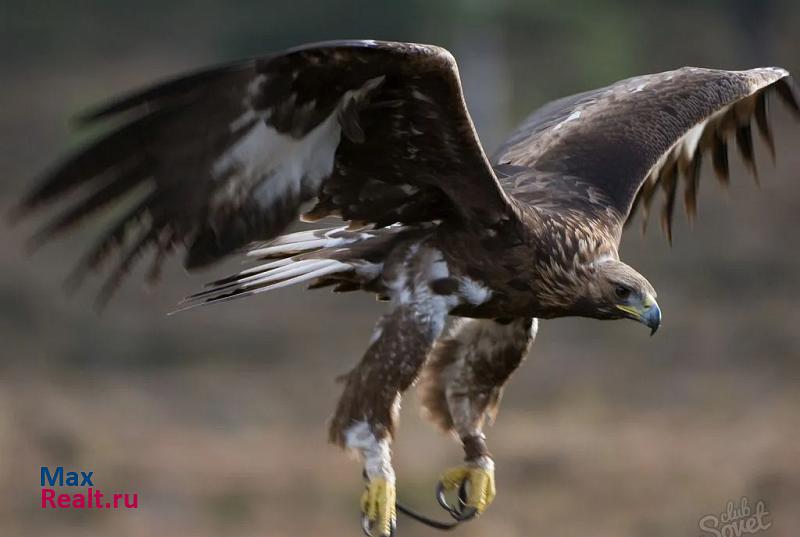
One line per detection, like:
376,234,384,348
495,67,799,241
13,40,514,303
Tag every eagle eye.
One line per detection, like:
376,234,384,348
614,284,631,300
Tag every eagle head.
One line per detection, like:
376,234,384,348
582,258,661,334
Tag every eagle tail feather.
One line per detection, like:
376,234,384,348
171,224,391,312
171,258,351,313
171,222,417,313
244,225,363,259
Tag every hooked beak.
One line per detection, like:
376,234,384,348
616,298,662,335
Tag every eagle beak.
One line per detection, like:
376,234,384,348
616,298,661,335
643,302,661,336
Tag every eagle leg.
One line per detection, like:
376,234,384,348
330,300,450,536
418,317,537,516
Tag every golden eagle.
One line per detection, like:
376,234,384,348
12,40,799,536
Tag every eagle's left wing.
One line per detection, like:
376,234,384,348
12,40,515,304
494,67,799,242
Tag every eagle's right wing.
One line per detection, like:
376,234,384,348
494,67,799,242
13,40,515,304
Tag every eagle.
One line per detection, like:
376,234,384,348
12,40,799,537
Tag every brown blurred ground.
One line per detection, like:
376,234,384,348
1,1,799,536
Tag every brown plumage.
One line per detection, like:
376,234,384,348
12,40,800,535
418,318,536,434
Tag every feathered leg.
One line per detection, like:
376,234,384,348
417,317,537,516
329,244,454,536
329,306,445,536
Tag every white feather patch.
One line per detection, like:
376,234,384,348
212,76,385,212
213,110,342,207
554,110,582,130
246,225,365,258
344,421,395,482
460,277,492,305
172,258,349,313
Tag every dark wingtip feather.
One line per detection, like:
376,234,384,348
624,191,642,230
94,227,158,309
774,77,800,119
659,165,678,245
62,193,154,296
636,175,660,235
734,123,758,182
74,60,252,125
17,109,174,223
682,152,702,225
25,164,151,252
755,92,776,161
639,197,652,235
9,189,47,225
711,133,730,185
659,215,673,245
146,231,175,287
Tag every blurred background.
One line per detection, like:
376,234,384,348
1,1,799,536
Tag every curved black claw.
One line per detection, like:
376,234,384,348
361,513,396,537
358,470,477,533
435,480,478,522
395,501,463,531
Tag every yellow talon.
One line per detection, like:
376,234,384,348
440,465,496,515
361,477,396,536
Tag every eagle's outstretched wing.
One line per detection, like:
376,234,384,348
13,40,514,303
494,67,800,242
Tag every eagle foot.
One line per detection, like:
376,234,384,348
360,477,396,537
437,464,495,519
